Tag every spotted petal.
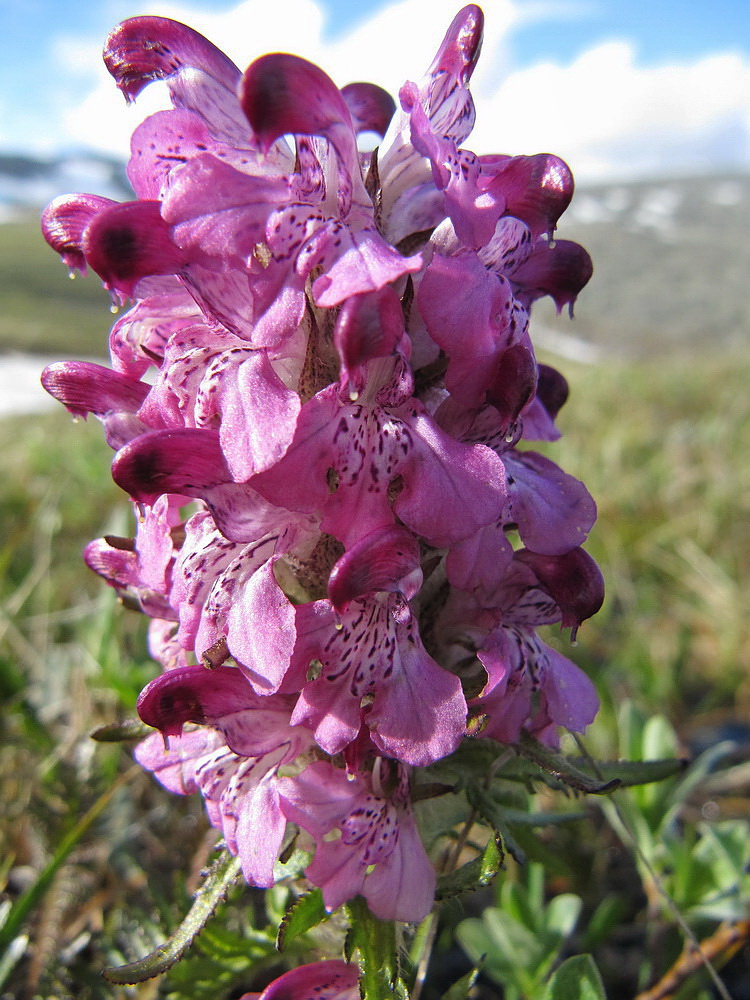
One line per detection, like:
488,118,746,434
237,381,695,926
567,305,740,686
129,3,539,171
250,961,359,1000
291,594,466,765
103,16,249,145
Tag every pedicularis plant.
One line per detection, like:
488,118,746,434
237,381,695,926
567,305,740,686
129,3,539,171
39,6,683,997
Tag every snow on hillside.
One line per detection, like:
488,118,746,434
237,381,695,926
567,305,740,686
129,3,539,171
0,152,131,217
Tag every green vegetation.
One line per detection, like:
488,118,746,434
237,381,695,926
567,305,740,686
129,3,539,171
0,217,112,355
0,241,748,995
547,351,750,727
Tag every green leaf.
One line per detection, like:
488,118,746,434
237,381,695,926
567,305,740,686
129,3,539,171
103,850,242,984
91,718,152,741
579,895,628,950
642,714,679,760
500,807,589,826
440,965,481,1000
542,955,607,1000
464,783,531,864
544,894,582,939
574,757,687,787
346,896,406,1000
0,933,28,992
435,834,504,900
517,734,620,794
457,908,540,992
198,922,275,959
276,889,328,951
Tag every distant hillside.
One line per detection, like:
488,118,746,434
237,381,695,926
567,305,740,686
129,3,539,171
0,218,113,355
539,172,750,358
0,152,131,220
1,153,748,359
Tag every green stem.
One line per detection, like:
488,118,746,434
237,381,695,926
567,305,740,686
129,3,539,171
346,896,405,1000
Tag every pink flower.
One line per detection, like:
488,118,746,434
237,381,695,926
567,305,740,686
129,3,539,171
136,665,314,885
280,759,435,922
42,3,603,916
240,960,359,1000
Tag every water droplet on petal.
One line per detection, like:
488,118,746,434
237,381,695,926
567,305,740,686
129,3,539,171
68,270,76,280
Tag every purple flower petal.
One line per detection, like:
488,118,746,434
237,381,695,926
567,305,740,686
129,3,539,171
422,3,484,142
341,82,396,137
104,16,241,113
240,52,353,157
504,449,597,554
134,728,219,795
226,558,297,695
109,290,202,377
479,153,575,240
248,960,358,1000
394,401,507,547
514,547,605,633
510,238,593,315
279,760,435,921
83,200,185,299
201,348,301,481
233,770,288,886
137,664,305,757
533,642,600,738
308,222,423,309
402,93,506,249
486,343,539,432
417,251,524,407
327,525,421,612
162,152,293,263
292,594,466,765
113,427,228,504
41,193,118,274
41,361,149,419
333,286,405,393
537,363,569,419
112,428,284,541
446,522,515,594
128,108,218,199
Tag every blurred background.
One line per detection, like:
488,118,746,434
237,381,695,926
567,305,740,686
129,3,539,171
0,1,748,997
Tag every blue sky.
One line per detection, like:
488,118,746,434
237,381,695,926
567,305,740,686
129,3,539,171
2,0,750,182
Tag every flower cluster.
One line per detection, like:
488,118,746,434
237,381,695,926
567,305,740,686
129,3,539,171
42,4,603,924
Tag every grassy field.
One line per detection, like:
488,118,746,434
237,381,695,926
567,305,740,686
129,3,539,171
0,216,112,356
1,220,748,997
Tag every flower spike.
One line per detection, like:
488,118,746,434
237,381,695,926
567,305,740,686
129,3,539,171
43,2,603,932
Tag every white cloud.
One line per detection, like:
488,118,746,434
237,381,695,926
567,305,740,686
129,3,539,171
58,0,750,183
476,41,750,181
61,0,516,157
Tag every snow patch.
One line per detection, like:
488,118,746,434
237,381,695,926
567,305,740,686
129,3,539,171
630,185,682,236
709,180,745,207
